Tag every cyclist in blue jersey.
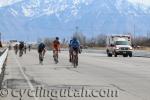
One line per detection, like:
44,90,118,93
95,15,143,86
69,37,81,64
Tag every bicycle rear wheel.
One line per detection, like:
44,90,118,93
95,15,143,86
39,52,43,64
53,52,58,64
53,55,58,64
19,50,23,57
73,51,78,68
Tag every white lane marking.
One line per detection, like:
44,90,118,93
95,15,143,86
13,53,39,100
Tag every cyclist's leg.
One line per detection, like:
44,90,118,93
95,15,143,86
39,51,43,64
39,52,41,61
53,49,56,60
43,49,46,57
53,48,58,57
75,48,79,65
56,49,58,59
41,51,44,62
70,47,73,62
54,49,58,62
69,48,71,62
16,50,18,54
15,49,17,54
19,49,23,56
53,49,57,63
21,49,23,55
57,50,59,62
16,50,18,55
19,49,21,56
53,49,55,57
72,48,76,62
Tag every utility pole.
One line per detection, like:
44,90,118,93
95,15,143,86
75,26,79,34
133,24,135,41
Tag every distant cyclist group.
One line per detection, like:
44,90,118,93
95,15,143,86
38,37,81,67
14,42,31,57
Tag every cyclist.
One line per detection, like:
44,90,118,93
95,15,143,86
24,44,27,54
9,44,11,50
69,37,81,65
52,37,60,63
69,39,73,62
14,44,19,55
38,42,46,64
19,42,24,57
28,45,31,51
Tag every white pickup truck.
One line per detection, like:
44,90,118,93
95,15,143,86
106,35,133,57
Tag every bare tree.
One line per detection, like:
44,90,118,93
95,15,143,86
134,35,150,47
95,34,106,46
43,38,54,50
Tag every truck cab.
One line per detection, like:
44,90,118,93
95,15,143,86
106,35,133,57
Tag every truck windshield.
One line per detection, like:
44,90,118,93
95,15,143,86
115,41,129,45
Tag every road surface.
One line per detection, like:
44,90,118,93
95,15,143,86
1,50,150,100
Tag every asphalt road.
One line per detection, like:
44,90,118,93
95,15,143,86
1,49,150,100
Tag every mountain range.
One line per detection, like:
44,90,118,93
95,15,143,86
0,0,150,41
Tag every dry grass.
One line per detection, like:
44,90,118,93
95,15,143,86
144,47,150,51
135,47,150,51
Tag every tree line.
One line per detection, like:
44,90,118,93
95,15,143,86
38,33,150,49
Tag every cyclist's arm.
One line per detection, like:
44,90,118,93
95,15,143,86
44,45,46,51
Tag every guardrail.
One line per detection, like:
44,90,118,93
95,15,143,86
0,48,8,88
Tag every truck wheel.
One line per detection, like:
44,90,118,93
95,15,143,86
123,54,128,57
107,50,112,57
114,53,117,57
107,53,112,57
129,53,132,57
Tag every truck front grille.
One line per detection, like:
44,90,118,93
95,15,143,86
120,47,129,50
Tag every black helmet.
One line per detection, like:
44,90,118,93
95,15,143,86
73,37,77,40
56,37,59,40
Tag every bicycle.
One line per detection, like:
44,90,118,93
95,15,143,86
39,52,44,64
29,47,31,52
15,49,18,55
19,49,23,57
72,49,78,68
24,48,27,54
53,50,59,64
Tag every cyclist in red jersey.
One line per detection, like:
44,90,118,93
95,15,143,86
52,37,60,63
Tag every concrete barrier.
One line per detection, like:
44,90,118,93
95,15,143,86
0,48,8,88
0,48,8,74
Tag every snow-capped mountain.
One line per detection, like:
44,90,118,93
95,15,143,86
0,0,150,41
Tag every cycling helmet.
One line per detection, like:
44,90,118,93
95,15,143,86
56,37,59,40
72,37,77,41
